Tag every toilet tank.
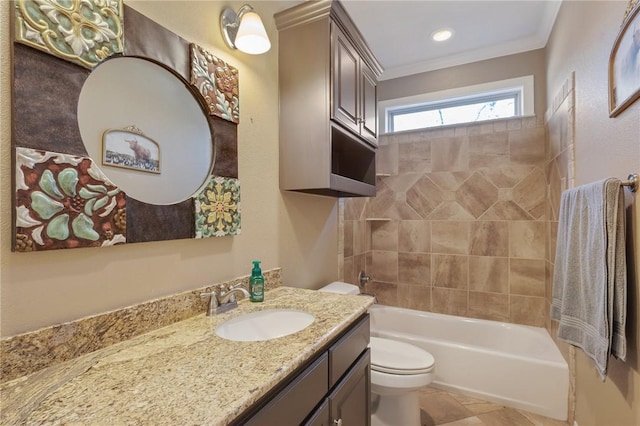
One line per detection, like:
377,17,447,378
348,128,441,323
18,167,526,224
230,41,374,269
318,282,360,295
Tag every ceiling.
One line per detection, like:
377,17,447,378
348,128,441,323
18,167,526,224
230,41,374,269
337,0,562,81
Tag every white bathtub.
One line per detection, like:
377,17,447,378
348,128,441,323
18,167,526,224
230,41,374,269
369,304,569,420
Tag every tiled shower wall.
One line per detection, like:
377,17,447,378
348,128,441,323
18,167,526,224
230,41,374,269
545,75,575,359
341,116,549,326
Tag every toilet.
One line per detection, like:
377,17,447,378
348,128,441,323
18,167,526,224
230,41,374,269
319,282,435,426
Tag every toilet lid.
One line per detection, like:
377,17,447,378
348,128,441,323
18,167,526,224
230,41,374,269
369,337,435,375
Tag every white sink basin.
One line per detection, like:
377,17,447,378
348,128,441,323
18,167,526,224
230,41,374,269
215,309,315,342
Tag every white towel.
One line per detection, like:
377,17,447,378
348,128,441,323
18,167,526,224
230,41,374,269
551,178,627,379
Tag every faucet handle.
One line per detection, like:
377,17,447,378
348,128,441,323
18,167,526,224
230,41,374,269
199,287,218,298
229,282,245,291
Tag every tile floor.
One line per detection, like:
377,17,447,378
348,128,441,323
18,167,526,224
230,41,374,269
419,386,570,426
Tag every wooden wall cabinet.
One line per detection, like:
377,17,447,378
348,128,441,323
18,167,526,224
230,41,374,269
237,314,371,426
332,24,378,147
275,0,383,197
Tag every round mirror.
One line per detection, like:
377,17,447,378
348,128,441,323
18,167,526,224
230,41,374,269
77,56,214,205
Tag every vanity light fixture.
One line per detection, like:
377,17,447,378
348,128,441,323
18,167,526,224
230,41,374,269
220,4,271,54
431,28,454,42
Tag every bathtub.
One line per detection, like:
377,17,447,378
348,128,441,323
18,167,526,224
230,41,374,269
369,304,569,420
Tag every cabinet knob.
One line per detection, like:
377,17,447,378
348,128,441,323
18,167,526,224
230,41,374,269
333,419,343,426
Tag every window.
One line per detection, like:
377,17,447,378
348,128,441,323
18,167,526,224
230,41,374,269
380,75,534,133
388,91,521,132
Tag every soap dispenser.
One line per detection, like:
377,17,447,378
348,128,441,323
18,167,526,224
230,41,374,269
250,260,264,302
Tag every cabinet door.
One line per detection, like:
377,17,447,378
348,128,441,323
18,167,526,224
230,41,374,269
304,400,330,426
332,24,360,135
244,353,329,426
360,63,378,146
329,349,371,426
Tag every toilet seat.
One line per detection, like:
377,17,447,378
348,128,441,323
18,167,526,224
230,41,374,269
370,337,435,375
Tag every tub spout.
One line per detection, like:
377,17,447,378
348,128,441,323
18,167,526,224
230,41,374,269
360,292,378,304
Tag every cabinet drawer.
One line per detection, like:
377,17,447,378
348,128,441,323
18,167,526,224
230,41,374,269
245,352,329,426
328,314,369,387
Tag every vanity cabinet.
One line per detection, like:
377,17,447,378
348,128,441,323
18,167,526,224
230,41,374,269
238,314,371,426
275,0,382,197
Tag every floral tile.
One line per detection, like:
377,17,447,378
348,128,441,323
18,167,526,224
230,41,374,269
194,176,241,238
14,0,123,69
14,148,126,252
190,43,240,123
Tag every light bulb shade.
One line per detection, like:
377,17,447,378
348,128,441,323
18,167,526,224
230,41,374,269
234,11,271,54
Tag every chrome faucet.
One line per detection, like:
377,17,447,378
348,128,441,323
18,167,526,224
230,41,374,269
200,284,251,316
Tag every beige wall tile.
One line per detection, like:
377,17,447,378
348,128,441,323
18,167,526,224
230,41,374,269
469,221,508,256
432,287,468,316
480,200,533,220
482,165,535,188
432,254,468,289
398,284,431,311
546,261,553,302
353,220,367,255
399,140,431,173
427,171,472,191
432,221,470,254
384,196,424,220
468,132,509,169
343,256,354,285
398,252,431,285
383,173,423,194
376,142,399,175
510,295,546,326
468,256,509,294
399,220,431,253
455,172,499,218
548,221,558,263
512,168,546,219
510,221,546,259
468,291,509,321
431,137,469,172
548,160,562,221
509,127,545,166
406,176,445,218
429,201,476,220
367,181,395,218
344,220,354,258
344,197,366,221
368,251,398,283
510,258,545,297
370,221,398,251
366,281,398,306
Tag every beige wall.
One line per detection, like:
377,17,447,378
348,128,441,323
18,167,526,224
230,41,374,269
378,49,547,119
0,1,339,338
546,1,640,425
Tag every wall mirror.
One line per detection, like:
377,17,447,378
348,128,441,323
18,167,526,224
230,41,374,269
77,56,214,205
12,1,240,252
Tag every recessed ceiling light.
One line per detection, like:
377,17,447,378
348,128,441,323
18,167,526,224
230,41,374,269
432,28,453,42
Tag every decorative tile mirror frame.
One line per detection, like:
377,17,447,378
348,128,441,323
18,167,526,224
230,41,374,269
12,0,241,252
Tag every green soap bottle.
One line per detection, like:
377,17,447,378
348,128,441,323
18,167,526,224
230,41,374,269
250,260,264,302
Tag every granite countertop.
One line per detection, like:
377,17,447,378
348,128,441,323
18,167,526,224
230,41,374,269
1,287,373,425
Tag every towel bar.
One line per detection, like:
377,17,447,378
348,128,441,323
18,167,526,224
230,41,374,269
623,173,638,193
